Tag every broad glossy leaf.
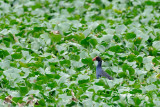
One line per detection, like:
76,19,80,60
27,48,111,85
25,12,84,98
145,84,157,91
0,49,9,59
88,85,104,93
125,33,136,40
20,86,28,96
153,41,160,50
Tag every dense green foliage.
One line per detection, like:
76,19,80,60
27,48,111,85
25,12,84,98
0,0,160,106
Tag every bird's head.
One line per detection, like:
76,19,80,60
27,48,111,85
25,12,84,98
92,56,102,61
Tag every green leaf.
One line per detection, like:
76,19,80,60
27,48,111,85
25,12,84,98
0,49,9,59
89,85,104,93
11,53,22,59
20,86,28,96
89,39,98,48
128,67,135,75
12,97,23,104
156,73,160,79
82,57,93,67
130,89,142,94
109,45,123,53
134,37,142,46
100,34,113,42
133,97,141,105
94,79,105,86
58,94,72,106
69,54,80,61
118,72,127,78
153,41,160,50
81,37,91,48
38,99,46,106
74,33,85,43
78,74,90,84
115,25,127,34
125,32,136,40
78,74,90,80
127,54,136,62
145,84,157,91
0,29,9,35
60,59,71,67
136,56,143,63
94,24,105,33
3,68,21,80
50,33,62,43
48,81,58,88
122,64,135,75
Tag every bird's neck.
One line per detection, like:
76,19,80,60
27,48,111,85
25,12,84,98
97,61,102,68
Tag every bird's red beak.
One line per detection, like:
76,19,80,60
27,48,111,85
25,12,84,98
92,56,97,61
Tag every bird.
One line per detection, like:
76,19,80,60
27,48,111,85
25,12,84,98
92,56,113,80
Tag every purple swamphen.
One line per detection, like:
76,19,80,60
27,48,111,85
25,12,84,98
93,56,113,80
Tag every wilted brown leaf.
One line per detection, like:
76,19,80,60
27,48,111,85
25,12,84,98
4,95,12,103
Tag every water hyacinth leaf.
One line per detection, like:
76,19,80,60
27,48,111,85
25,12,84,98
58,72,70,84
48,81,58,88
69,54,80,61
130,89,142,94
0,49,9,59
71,60,84,68
83,29,91,36
38,99,46,106
78,74,90,84
134,37,142,46
89,38,98,48
116,25,127,34
127,54,136,62
122,64,135,75
9,27,19,34
82,57,93,67
94,24,105,33
28,90,40,96
82,99,94,107
50,32,62,43
77,74,90,80
58,94,72,106
3,68,21,80
100,34,113,42
143,56,154,71
88,85,104,93
109,45,123,53
21,67,30,78
73,33,85,43
136,56,143,63
156,73,160,79
133,97,141,105
20,86,28,96
113,35,121,43
125,33,136,40
94,79,105,86
118,72,127,78
60,59,71,67
81,37,91,48
57,22,71,33
152,41,160,50
7,90,20,97
0,29,9,35
10,53,21,60
128,67,135,75
145,84,157,91
40,33,51,45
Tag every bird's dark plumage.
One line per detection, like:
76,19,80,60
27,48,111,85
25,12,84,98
93,56,113,80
